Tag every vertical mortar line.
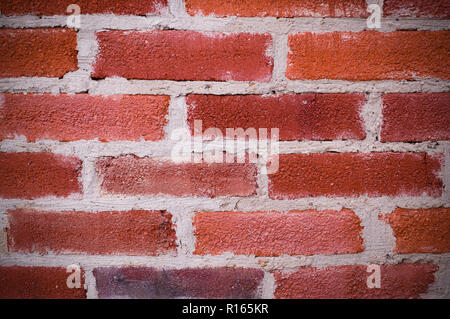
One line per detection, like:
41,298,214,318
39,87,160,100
261,271,276,299
0,209,8,254
257,31,284,197
361,92,383,147
164,95,189,160
81,156,99,200
64,27,98,93
77,28,98,73
77,27,99,95
166,95,189,139
271,33,288,87
168,0,188,17
256,153,270,197
171,209,197,257
353,206,396,259
65,25,99,300
165,95,195,257
421,255,450,299
359,90,397,259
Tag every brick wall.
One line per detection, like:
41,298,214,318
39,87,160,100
0,0,449,299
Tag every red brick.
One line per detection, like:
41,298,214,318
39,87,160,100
0,94,169,142
268,153,442,199
94,267,264,298
0,28,77,78
185,0,368,17
0,0,168,16
0,266,86,299
274,263,438,299
92,31,273,82
6,209,177,255
287,31,450,81
186,94,366,141
194,209,364,256
97,155,257,198
0,152,82,199
384,0,450,19
381,93,450,142
381,208,450,254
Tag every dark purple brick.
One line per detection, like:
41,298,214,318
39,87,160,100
94,267,264,299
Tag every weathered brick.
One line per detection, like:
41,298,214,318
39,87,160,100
0,152,82,199
274,263,438,299
186,94,366,141
94,267,264,298
6,209,177,255
0,0,168,15
381,93,450,142
287,31,450,81
268,153,443,199
92,31,273,81
97,155,257,198
0,94,169,142
194,209,364,256
381,208,450,254
0,28,77,78
384,0,450,19
185,0,368,17
0,266,86,299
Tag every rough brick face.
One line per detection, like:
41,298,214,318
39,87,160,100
384,0,450,19
0,28,77,78
0,94,169,142
287,31,450,81
381,208,450,254
0,0,168,16
194,209,364,256
1,0,449,301
274,263,438,299
97,155,257,198
0,266,86,299
268,153,443,199
0,152,82,199
185,0,368,17
92,31,273,81
381,93,450,142
94,267,264,299
6,209,177,255
186,94,366,141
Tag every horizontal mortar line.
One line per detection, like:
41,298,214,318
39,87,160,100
0,15,449,32
0,140,448,156
1,78,449,94
0,197,448,212
0,252,448,270
276,141,447,154
89,79,450,94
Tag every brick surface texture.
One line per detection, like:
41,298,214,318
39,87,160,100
0,0,448,300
